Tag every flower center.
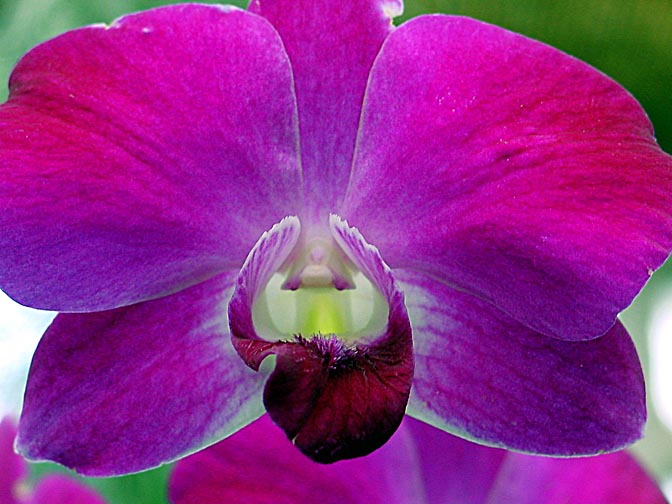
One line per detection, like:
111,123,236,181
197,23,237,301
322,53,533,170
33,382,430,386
229,215,414,464
252,238,387,341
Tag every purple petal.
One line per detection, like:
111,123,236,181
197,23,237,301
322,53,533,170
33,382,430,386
488,451,667,504
169,413,665,504
229,216,414,462
406,416,666,504
169,415,424,504
249,0,401,220
342,15,672,340
0,4,301,311
0,417,27,504
17,272,267,476
30,475,107,504
399,270,646,455
404,417,506,504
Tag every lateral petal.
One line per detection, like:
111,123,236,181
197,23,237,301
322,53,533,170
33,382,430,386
0,4,301,311
400,270,645,455
343,15,672,340
249,0,401,219
17,272,267,476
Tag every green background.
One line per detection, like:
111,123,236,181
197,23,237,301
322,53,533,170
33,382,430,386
1,1,670,502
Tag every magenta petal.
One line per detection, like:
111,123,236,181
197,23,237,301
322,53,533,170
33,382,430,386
488,451,667,504
342,15,672,340
169,415,424,504
249,0,401,219
0,4,301,311
168,413,665,504
30,475,107,504
229,217,414,462
17,272,267,476
400,270,645,455
404,417,506,504
0,417,27,504
406,416,666,504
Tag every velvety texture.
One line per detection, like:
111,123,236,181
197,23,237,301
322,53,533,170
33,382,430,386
249,0,402,220
229,217,413,462
1,417,106,503
342,15,672,341
0,4,301,311
399,269,646,455
169,415,667,504
18,272,268,476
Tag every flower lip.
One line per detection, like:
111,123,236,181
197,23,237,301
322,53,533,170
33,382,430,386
228,215,414,463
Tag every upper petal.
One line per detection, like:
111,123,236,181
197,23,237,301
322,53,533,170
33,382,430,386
17,272,267,476
169,415,425,504
249,0,402,220
342,15,672,340
0,4,301,311
401,270,646,455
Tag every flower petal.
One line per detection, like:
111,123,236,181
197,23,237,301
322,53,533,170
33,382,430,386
229,216,414,463
0,417,27,504
30,475,107,504
486,451,667,504
342,15,672,340
169,414,666,504
406,416,666,504
249,0,401,219
17,272,267,476
404,417,506,504
0,4,301,311
169,415,425,504
399,270,646,455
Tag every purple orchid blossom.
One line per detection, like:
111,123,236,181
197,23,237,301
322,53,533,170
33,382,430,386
1,0,671,476
169,414,668,504
0,417,107,504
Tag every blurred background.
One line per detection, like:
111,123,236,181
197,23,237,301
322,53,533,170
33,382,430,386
0,0,670,502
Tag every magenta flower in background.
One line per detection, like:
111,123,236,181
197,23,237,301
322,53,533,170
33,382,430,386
1,0,672,475
0,417,106,504
169,414,668,504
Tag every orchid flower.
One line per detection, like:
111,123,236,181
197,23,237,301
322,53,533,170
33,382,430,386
169,414,668,504
1,0,671,476
0,417,107,504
